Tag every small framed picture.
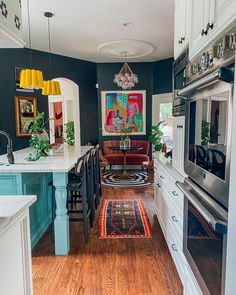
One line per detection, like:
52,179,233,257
15,96,37,137
15,67,34,93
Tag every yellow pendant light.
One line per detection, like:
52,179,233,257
42,80,61,95
42,12,61,96
19,0,44,89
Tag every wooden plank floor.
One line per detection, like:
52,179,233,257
32,185,183,295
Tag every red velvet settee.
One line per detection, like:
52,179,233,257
102,140,150,168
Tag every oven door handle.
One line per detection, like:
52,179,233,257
176,181,228,234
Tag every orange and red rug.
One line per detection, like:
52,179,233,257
99,199,152,238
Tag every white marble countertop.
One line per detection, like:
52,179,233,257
0,145,93,173
0,195,37,233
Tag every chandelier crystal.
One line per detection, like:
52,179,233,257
113,52,138,90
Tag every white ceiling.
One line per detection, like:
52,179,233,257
21,0,174,63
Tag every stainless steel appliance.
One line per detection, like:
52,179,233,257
178,29,235,208
176,27,236,295
177,179,228,295
173,48,189,116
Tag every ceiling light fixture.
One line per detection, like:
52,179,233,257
42,12,61,96
20,0,44,89
113,51,138,90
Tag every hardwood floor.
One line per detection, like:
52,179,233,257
32,185,183,295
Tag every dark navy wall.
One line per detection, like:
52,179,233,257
0,48,98,154
153,57,174,94
96,62,153,146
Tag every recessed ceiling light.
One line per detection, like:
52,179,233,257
123,22,133,27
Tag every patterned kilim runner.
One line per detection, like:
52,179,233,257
99,199,152,238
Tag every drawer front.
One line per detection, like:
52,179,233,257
169,201,183,238
168,223,185,284
168,176,184,214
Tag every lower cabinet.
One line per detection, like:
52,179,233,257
154,157,202,295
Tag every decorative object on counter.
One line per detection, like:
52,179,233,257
113,51,138,90
102,171,152,187
201,120,211,146
64,121,75,146
25,112,51,161
99,199,152,238
101,90,146,136
15,96,37,137
41,12,61,96
19,0,44,90
149,120,167,152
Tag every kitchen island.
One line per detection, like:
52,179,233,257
0,145,93,255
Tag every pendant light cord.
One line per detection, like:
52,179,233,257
27,0,32,67
47,15,52,75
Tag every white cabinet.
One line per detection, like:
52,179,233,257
0,0,25,48
213,0,236,37
172,116,186,177
0,196,36,295
189,0,236,60
174,0,191,59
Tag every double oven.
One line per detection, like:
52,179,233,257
175,27,236,295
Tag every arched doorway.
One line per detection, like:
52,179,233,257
48,78,81,146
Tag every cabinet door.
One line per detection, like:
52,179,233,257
161,186,171,240
174,0,183,59
213,0,236,36
190,0,210,59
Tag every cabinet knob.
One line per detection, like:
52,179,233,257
207,23,214,31
171,244,178,252
201,29,208,36
181,36,185,42
160,175,164,179
172,216,178,222
178,39,182,44
172,191,179,197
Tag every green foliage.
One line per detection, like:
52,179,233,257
201,120,211,146
64,121,75,146
149,121,166,152
25,112,51,161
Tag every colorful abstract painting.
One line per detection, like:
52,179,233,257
101,91,146,135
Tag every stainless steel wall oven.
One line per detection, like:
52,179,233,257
176,27,236,295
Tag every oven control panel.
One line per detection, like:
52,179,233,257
186,29,236,84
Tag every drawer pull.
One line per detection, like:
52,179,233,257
160,175,164,179
172,191,178,196
171,216,178,222
171,244,177,252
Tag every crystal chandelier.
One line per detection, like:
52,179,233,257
113,52,138,90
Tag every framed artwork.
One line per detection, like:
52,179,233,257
101,90,146,136
15,67,34,93
15,96,37,137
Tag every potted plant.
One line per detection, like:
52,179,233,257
149,121,167,153
64,121,75,146
25,112,51,161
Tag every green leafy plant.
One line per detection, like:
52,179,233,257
201,120,211,146
149,121,166,152
25,112,51,161
64,121,75,146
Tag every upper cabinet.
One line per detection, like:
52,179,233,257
0,0,25,48
174,0,191,59
189,0,236,60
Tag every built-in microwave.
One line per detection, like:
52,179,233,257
173,48,189,117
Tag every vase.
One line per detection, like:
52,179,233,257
120,139,125,149
124,136,130,148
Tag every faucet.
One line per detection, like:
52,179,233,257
0,130,14,164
